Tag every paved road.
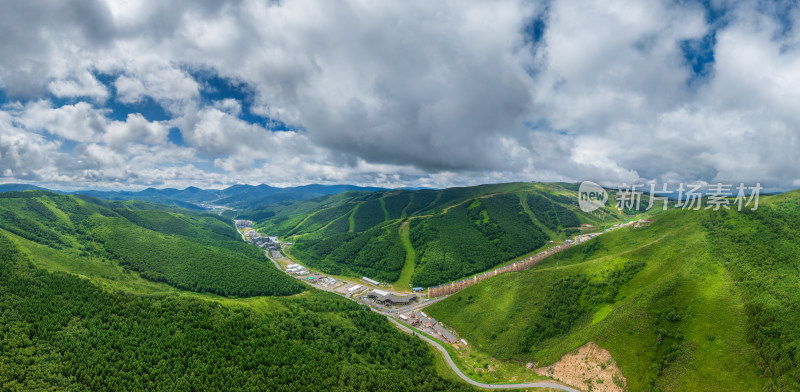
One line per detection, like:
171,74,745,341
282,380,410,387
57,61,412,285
265,250,282,270
387,317,581,391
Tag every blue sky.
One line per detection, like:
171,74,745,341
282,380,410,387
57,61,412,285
1,0,799,191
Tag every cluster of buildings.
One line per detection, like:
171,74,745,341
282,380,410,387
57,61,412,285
241,229,282,251
286,264,309,275
235,220,286,251
401,311,458,343
234,220,253,229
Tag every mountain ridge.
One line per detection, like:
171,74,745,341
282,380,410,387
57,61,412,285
0,183,386,210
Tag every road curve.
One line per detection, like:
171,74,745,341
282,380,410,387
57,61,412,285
386,317,582,392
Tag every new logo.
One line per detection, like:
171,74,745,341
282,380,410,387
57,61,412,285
578,181,608,212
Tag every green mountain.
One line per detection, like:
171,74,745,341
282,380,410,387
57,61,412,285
246,182,639,287
0,191,473,391
0,191,304,296
425,192,800,391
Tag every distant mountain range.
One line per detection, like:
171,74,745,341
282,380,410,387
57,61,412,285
0,184,51,193
0,183,385,210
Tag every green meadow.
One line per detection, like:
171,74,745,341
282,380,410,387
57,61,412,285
428,194,800,391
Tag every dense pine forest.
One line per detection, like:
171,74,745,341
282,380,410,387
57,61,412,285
0,230,473,391
408,193,550,286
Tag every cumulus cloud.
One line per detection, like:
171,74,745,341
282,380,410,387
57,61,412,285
0,111,62,180
113,66,200,113
105,113,169,148
47,70,109,102
13,101,108,143
0,0,799,190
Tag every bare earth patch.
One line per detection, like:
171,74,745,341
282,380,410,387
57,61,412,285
534,342,627,392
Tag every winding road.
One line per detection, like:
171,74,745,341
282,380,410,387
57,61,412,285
387,317,581,392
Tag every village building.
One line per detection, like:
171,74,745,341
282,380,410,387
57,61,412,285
366,290,417,306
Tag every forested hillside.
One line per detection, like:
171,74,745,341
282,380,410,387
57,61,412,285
248,182,631,287
426,192,800,391
0,191,304,297
0,222,473,391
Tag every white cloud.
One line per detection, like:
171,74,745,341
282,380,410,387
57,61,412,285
14,101,107,143
0,111,62,180
105,113,169,148
47,70,109,102
212,99,241,117
113,64,200,113
1,0,800,190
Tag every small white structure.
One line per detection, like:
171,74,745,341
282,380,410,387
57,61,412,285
399,314,408,321
371,289,390,297
286,263,307,274
460,339,468,345
361,277,380,286
347,285,363,293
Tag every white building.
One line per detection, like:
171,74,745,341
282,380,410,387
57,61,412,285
361,277,380,286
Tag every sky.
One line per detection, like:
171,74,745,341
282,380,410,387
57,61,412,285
1,0,799,191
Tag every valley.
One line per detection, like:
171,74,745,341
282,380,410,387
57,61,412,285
237,195,650,391
3,182,798,391
0,191,474,391
247,182,635,289
4,3,795,390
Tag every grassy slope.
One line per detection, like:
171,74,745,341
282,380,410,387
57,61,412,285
395,220,417,289
427,209,763,391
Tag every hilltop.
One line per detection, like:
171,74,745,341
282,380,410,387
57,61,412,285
245,182,650,288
